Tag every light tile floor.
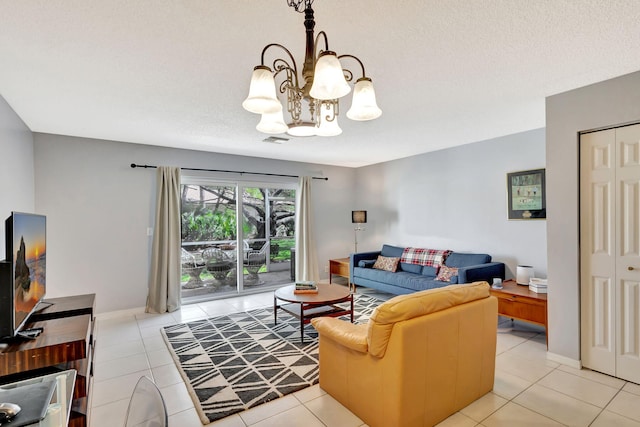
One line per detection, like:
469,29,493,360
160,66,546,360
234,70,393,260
89,287,640,427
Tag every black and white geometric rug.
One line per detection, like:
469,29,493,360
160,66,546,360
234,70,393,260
161,294,381,424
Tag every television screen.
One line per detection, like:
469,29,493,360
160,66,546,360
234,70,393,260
6,212,46,333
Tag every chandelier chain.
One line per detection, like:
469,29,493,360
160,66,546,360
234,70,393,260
287,0,314,13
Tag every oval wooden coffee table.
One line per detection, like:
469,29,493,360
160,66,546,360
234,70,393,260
274,283,353,342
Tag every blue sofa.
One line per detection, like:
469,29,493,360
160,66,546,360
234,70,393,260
350,244,505,295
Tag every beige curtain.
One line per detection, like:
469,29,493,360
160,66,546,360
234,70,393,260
295,176,320,282
146,166,181,313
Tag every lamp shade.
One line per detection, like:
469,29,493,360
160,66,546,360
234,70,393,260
309,51,351,100
287,122,317,137
352,210,367,224
346,77,382,121
516,265,534,285
256,110,288,134
242,66,281,114
316,103,342,136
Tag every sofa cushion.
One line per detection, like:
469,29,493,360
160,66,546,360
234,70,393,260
436,265,458,282
367,281,491,357
380,244,404,258
420,266,438,277
445,252,491,267
398,262,423,274
373,256,399,272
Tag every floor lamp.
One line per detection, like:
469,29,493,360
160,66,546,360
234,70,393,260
352,210,367,253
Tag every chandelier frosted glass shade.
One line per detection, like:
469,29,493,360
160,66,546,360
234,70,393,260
347,77,382,121
309,51,351,100
287,122,317,137
256,110,289,134
316,103,342,136
242,66,281,114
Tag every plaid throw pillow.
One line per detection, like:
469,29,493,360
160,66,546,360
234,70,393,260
372,255,400,272
400,247,451,267
436,265,458,282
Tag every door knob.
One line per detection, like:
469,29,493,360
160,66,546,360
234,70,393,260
629,266,636,271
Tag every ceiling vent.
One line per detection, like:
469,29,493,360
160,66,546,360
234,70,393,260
263,136,289,144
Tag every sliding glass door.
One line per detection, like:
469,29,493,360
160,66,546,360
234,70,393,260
180,178,296,302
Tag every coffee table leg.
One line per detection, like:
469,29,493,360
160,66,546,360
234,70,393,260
274,294,277,324
300,302,304,343
350,296,354,323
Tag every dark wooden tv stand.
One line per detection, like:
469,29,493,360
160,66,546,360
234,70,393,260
0,294,95,427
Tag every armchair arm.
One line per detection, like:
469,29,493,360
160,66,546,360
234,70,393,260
350,251,381,282
457,262,505,284
311,317,369,353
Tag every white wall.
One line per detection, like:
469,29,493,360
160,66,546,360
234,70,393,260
546,70,640,361
0,96,35,259
33,133,356,313
354,129,547,279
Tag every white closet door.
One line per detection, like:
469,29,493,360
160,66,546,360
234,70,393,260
581,128,616,376
616,124,640,383
581,123,640,383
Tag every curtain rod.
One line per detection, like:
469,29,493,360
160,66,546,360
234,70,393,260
130,163,328,181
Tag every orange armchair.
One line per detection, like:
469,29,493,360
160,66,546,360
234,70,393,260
311,281,497,427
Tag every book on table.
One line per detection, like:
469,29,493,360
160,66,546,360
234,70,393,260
294,281,318,294
294,289,319,294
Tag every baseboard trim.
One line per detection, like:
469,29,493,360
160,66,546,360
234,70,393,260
547,351,581,369
96,306,145,320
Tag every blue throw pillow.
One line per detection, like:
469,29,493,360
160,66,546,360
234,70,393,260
358,259,376,268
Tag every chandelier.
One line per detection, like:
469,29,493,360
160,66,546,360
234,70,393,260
242,0,382,137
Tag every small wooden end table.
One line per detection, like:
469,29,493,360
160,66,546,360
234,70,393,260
274,283,353,342
489,279,548,346
329,257,351,290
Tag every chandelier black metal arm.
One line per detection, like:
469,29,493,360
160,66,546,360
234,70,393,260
314,30,330,58
338,54,368,82
260,43,300,89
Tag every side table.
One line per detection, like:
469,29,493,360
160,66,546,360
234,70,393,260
329,257,351,290
489,279,548,346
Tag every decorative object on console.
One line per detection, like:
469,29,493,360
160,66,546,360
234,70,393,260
529,277,548,293
352,210,367,253
242,0,382,137
507,168,546,220
516,265,534,285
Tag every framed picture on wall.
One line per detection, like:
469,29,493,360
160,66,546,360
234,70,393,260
507,168,546,220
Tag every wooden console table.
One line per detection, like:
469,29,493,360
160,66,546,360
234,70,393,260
489,279,547,344
0,294,95,427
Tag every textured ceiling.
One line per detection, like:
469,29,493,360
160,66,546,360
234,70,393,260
1,1,640,167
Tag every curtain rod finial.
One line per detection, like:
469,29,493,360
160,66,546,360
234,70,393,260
131,163,137,168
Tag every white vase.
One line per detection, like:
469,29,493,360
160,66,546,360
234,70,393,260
516,265,534,285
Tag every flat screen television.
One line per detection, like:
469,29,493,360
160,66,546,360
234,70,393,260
0,212,46,339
